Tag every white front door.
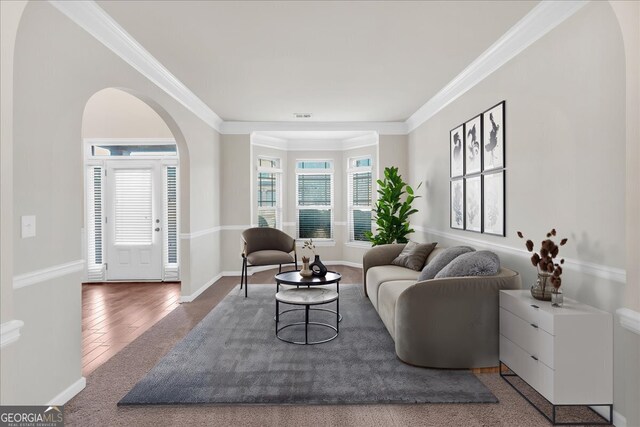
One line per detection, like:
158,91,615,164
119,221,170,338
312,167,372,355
105,160,162,280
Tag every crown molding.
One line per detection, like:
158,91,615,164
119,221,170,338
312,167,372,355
48,0,223,132
51,0,586,137
223,121,407,135
405,0,588,132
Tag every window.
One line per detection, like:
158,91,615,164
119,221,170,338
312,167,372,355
347,157,372,242
164,166,179,280
296,160,333,239
257,157,282,228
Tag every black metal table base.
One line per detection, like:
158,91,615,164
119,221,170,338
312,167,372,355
499,362,613,425
276,301,339,345
274,306,343,322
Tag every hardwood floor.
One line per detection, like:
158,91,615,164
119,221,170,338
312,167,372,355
81,282,180,376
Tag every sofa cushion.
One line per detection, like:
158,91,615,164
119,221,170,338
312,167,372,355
391,241,437,271
377,280,415,340
366,265,420,310
246,250,294,266
434,250,501,278
418,246,476,281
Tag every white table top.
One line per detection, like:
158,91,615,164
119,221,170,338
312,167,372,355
276,288,338,305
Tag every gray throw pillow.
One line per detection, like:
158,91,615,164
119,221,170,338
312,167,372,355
391,241,437,271
434,250,501,278
418,246,476,281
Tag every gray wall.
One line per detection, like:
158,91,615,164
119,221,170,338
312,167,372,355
406,2,638,424
1,1,222,404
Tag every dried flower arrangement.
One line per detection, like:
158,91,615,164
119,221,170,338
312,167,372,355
302,239,316,256
301,255,310,263
517,228,568,289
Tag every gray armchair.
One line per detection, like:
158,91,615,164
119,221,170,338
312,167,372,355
241,227,297,297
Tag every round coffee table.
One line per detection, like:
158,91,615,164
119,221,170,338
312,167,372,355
275,287,339,345
274,271,342,322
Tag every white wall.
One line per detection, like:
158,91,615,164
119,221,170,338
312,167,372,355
406,2,637,424
1,1,222,404
82,87,173,139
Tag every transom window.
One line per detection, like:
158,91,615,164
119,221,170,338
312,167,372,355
296,160,334,239
347,157,373,242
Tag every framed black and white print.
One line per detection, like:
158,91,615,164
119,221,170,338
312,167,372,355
464,175,482,232
483,170,505,236
482,101,505,172
450,178,464,230
450,124,464,178
464,114,482,175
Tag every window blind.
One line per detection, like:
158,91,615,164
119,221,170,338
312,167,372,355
114,169,153,245
164,166,179,280
257,168,281,228
87,166,105,281
347,165,372,242
297,172,333,239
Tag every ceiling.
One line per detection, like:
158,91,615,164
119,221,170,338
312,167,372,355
97,1,538,123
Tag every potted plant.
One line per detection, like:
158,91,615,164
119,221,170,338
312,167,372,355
517,228,568,305
365,166,421,246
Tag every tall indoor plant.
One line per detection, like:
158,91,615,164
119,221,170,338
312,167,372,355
365,166,421,246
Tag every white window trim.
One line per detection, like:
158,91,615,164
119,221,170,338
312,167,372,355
256,156,283,230
295,160,334,241
347,156,373,243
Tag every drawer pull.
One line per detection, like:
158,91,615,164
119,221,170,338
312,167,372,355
530,304,539,309
530,355,538,361
530,323,538,329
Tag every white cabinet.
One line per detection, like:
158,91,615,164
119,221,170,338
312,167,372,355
499,290,613,423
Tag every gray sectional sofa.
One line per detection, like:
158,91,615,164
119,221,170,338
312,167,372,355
363,243,521,369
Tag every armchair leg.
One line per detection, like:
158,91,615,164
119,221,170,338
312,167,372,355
240,257,246,290
279,264,282,274
244,260,248,298
294,253,298,271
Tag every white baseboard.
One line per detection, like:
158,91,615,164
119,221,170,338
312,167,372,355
221,260,362,278
48,377,86,406
180,273,222,303
323,260,363,269
589,406,626,427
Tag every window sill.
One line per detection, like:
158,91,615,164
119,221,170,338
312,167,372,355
296,239,336,247
344,241,372,249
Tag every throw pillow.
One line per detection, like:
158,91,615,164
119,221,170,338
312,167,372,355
434,250,501,278
391,241,438,271
418,246,476,281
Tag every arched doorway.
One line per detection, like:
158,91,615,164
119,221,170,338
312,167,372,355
79,87,189,374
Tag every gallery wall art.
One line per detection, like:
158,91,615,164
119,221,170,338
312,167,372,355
449,100,506,236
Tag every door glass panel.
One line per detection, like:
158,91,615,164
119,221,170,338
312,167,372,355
114,169,153,244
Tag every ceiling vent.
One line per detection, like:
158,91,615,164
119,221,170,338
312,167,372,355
293,113,312,119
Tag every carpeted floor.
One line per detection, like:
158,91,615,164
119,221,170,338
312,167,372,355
64,267,592,426
120,284,496,405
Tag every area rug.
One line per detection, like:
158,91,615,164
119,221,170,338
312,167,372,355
119,284,497,405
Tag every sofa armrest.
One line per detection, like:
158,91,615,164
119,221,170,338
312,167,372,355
394,268,521,368
362,243,406,296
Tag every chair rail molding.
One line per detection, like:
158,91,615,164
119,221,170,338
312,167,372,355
0,320,25,348
617,308,640,335
13,260,85,290
412,225,626,284
405,0,588,132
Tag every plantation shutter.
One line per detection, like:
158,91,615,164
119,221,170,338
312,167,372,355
87,166,105,281
114,169,153,245
297,173,333,239
164,166,179,280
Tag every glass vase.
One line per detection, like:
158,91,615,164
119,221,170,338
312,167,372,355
551,288,563,307
530,272,553,301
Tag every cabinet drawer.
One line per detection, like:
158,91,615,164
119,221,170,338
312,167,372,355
500,291,554,334
500,308,555,369
500,335,539,391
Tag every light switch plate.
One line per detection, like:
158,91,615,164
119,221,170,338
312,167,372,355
21,215,36,238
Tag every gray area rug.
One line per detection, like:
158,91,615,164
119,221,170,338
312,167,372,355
119,284,497,405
